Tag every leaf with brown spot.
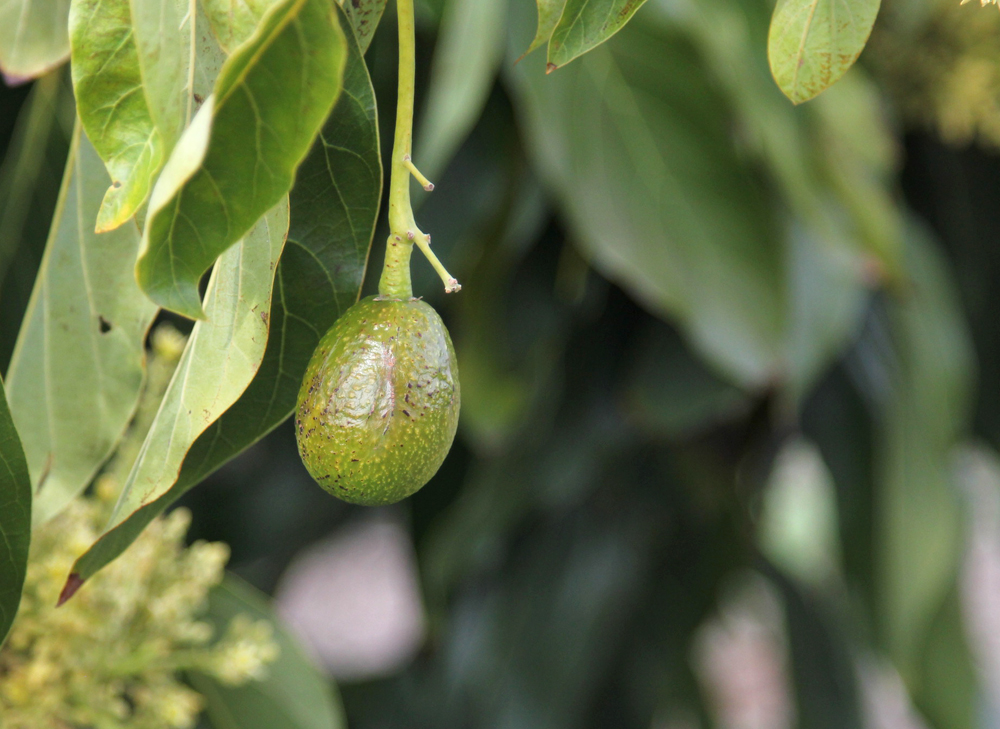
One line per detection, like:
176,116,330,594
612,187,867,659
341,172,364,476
767,0,881,104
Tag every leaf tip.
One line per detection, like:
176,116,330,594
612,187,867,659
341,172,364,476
546,63,558,74
57,573,85,607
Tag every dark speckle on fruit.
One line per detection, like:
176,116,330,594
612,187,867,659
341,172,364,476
295,296,460,506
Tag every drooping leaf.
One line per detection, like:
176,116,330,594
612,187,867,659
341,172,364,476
136,0,347,319
0,379,31,649
869,223,973,688
520,0,565,59
546,0,648,71
189,575,346,729
202,0,279,53
103,200,287,536
338,0,386,53
416,0,506,178
70,0,166,232
767,0,881,104
69,13,379,584
507,5,785,387
5,125,158,526
0,0,70,80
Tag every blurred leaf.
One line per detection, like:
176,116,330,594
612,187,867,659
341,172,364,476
202,0,279,52
435,504,653,728
768,569,865,729
546,0,648,70
913,584,977,729
767,0,880,104
70,14,379,583
190,574,346,729
651,0,884,392
452,171,559,453
338,0,386,53
5,126,158,525
416,0,506,178
0,379,30,648
871,224,974,691
507,6,785,387
759,439,843,591
69,0,166,231
0,0,70,80
136,0,347,319
101,200,287,552
520,0,564,58
423,405,628,604
0,73,68,293
620,321,748,440
784,219,869,400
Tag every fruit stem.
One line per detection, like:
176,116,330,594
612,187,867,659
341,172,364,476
377,0,460,299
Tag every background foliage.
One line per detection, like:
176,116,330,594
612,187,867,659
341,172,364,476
1,0,1000,726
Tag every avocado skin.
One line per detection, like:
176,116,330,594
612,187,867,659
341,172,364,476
295,296,460,505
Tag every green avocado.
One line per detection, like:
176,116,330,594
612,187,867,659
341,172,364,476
295,295,460,505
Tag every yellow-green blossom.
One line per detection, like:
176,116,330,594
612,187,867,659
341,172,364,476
0,325,280,728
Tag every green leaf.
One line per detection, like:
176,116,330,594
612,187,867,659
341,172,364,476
0,72,73,297
129,0,191,151
338,0,386,53
70,0,166,231
415,0,506,178
620,322,748,440
105,200,288,535
913,584,977,729
5,125,158,525
69,12,380,584
202,0,280,53
768,569,866,729
0,379,31,649
0,0,70,80
520,0,565,59
136,0,347,319
190,575,346,729
767,0,881,104
875,223,973,686
546,0,648,71
507,6,785,387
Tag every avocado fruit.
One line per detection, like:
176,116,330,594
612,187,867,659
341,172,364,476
295,295,460,505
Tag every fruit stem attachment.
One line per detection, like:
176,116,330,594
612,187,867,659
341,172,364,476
378,0,460,299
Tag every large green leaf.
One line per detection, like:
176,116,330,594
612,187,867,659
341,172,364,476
68,14,380,585
767,0,881,104
5,125,158,526
0,0,70,80
871,224,974,699
190,575,346,729
338,0,386,53
0,379,31,649
70,0,166,232
136,0,347,319
546,0,648,70
507,6,785,387
416,0,506,178
106,200,288,538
